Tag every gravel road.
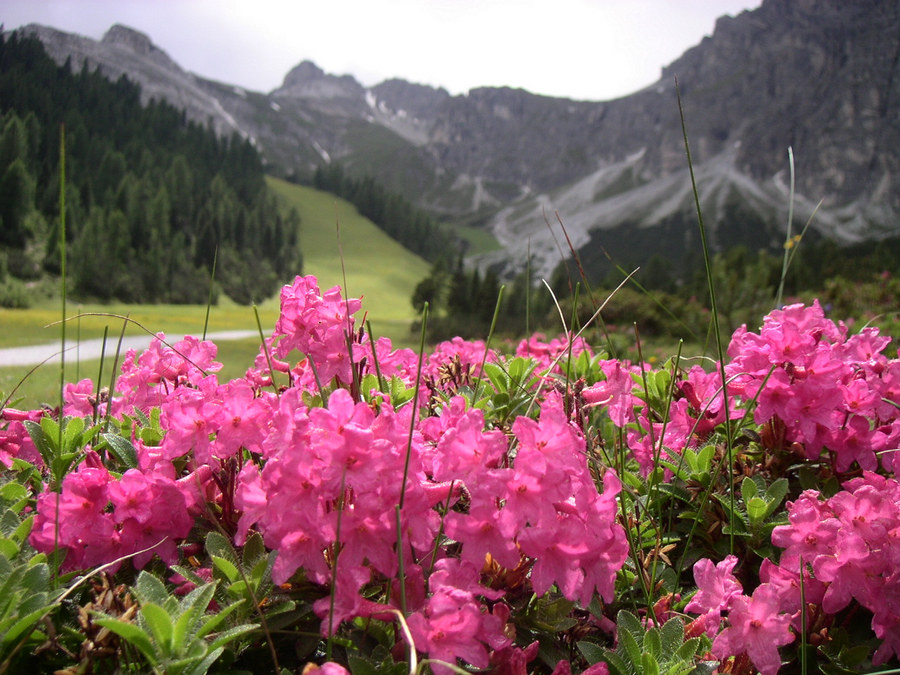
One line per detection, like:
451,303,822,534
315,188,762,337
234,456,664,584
0,331,259,368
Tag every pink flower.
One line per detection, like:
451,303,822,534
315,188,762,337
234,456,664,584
771,491,839,572
712,584,794,675
0,408,43,467
684,555,743,636
406,561,511,674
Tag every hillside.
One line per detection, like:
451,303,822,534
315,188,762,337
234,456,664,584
266,177,431,325
0,29,300,305
12,0,900,282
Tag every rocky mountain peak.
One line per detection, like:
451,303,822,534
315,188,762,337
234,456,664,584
275,60,365,102
102,24,155,54
96,22,185,76
370,79,450,119
281,60,326,87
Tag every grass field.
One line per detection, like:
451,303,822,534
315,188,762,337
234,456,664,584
1,179,432,408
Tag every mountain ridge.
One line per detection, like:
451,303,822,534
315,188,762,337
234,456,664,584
10,0,900,280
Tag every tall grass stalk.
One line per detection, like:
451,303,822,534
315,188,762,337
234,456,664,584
554,213,621,357
202,247,218,341
471,286,505,405
775,147,796,309
525,240,532,339
394,505,408,616
365,319,387,393
527,270,637,418
326,468,349,661
676,78,736,553
103,317,128,433
57,124,67,448
93,326,109,426
336,215,360,400
399,302,428,511
53,123,67,589
253,304,279,392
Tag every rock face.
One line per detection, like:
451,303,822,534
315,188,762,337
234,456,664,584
14,0,900,279
21,24,247,138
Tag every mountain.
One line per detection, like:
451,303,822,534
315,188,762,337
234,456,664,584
11,0,900,281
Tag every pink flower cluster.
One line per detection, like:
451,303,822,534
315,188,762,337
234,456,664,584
24,276,624,671
516,333,592,375
685,555,794,675
8,275,900,673
726,300,900,471
0,407,42,468
30,452,195,571
235,384,625,649
687,471,900,672
770,471,900,664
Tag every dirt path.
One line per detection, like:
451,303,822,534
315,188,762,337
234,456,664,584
0,331,258,367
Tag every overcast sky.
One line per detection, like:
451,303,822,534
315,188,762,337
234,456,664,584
3,0,762,101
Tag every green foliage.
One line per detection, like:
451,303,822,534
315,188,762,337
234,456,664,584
0,473,59,672
24,415,98,488
0,30,302,304
715,476,789,558
92,571,258,674
311,162,459,263
473,357,541,424
580,611,713,675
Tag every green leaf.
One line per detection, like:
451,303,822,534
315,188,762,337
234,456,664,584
602,650,632,675
618,626,643,669
482,362,510,392
174,582,217,650
746,496,768,522
577,640,607,666
697,445,714,472
63,416,84,443
93,615,156,663
740,477,758,504
194,598,244,640
140,603,174,652
211,555,240,583
0,483,26,505
654,483,694,506
764,478,789,517
11,514,34,546
205,531,239,567
103,433,139,470
185,646,224,675
659,617,684,656
134,570,173,609
674,637,702,662
207,622,258,652
1,602,53,647
642,651,660,675
0,539,17,560
644,626,661,659
348,653,381,675
24,420,54,463
242,531,267,570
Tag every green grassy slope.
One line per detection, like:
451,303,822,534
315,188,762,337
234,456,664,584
267,177,431,323
1,180,431,407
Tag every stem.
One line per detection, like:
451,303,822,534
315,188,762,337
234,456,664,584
399,302,428,511
202,246,218,341
253,304,279,393
676,78,735,553
775,147,795,308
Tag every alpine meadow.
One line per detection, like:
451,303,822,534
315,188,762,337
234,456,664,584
1,2,900,674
